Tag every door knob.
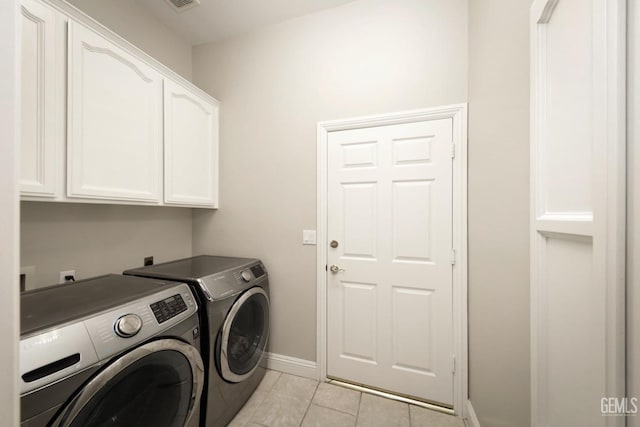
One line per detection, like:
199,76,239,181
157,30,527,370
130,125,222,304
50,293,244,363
329,265,345,274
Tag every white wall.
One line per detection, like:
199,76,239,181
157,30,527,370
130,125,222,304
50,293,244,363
0,1,20,424
628,1,640,425
192,0,468,361
66,0,192,79
21,203,193,288
467,0,531,426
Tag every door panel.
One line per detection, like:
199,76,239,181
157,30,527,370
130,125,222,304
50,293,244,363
67,21,162,202
391,286,433,374
327,119,454,405
342,183,377,259
392,180,433,262
19,0,63,197
543,0,592,214
342,281,377,362
163,79,219,207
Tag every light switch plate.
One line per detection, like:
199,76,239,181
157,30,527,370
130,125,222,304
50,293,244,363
302,229,317,245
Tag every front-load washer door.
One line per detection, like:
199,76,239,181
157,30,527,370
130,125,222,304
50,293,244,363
51,339,204,427
219,287,270,383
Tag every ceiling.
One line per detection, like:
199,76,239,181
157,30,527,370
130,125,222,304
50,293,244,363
134,0,357,46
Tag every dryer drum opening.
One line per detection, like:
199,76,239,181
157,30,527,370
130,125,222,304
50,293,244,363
219,287,269,383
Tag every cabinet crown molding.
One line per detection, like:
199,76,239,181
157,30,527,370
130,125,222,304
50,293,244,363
41,0,218,107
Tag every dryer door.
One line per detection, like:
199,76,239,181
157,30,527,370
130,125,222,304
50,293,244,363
219,287,270,383
51,339,204,427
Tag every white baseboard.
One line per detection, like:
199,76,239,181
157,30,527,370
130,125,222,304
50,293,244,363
261,352,318,380
464,400,481,427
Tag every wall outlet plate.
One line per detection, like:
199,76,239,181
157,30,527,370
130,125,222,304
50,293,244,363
20,266,36,291
59,270,76,283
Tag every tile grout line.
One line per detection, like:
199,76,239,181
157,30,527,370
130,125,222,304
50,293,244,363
242,371,280,426
311,401,360,418
354,390,363,426
297,380,320,426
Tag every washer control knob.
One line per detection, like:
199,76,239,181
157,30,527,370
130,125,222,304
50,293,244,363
240,270,252,282
114,314,143,338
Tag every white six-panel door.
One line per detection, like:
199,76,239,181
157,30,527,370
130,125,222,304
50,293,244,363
326,119,454,406
530,0,626,425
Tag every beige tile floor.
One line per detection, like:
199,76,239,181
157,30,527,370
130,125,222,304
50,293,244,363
229,370,466,427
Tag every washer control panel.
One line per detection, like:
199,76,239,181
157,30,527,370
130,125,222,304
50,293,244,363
19,283,197,395
150,294,188,324
83,283,197,361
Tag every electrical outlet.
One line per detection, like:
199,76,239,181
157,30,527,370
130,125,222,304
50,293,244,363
59,270,76,283
20,266,36,291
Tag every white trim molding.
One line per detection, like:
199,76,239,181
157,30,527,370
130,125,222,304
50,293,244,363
0,1,21,424
261,352,317,380
464,400,481,427
530,0,626,425
41,0,214,104
316,104,468,414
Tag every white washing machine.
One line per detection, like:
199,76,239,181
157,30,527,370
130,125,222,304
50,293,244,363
125,255,270,427
20,274,204,427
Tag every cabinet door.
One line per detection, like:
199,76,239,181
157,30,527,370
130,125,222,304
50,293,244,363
20,0,64,197
67,21,162,203
163,80,219,207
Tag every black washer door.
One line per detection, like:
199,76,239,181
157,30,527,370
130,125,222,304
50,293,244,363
219,287,269,382
53,340,204,427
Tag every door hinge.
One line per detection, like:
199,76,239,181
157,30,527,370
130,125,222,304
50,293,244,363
451,143,456,159
452,355,456,374
451,249,456,265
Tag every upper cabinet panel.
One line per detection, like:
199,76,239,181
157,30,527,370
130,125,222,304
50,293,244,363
20,0,64,197
163,80,219,207
67,21,163,203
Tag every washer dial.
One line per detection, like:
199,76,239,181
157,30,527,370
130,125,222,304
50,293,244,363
114,314,143,338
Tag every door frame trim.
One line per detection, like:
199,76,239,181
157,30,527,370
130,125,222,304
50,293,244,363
530,0,627,424
316,104,468,415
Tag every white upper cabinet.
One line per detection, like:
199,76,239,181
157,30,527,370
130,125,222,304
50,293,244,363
20,0,64,198
19,0,220,208
163,80,219,207
67,21,163,203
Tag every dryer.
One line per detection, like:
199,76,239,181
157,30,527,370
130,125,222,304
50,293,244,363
20,274,204,427
125,255,270,427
